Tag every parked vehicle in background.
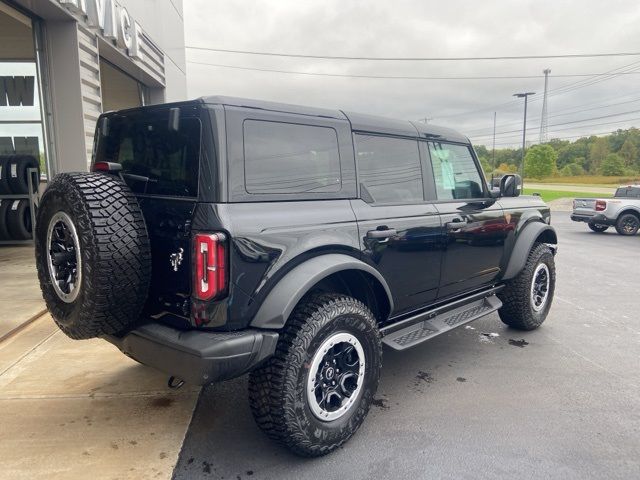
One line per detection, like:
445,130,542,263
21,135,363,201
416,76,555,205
571,185,640,235
34,97,557,456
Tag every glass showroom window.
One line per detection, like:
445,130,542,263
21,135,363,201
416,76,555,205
0,3,49,179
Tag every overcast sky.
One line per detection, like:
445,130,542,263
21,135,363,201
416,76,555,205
184,0,640,148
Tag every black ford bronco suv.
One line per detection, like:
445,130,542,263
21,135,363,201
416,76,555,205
35,97,557,456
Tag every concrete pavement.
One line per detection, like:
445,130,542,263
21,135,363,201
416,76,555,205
0,315,199,480
0,246,46,340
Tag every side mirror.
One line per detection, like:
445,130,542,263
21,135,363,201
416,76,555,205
499,174,522,197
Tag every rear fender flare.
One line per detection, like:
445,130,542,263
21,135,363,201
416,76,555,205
502,222,557,280
250,254,393,329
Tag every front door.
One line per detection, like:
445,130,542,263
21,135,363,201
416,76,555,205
352,134,443,315
425,141,509,298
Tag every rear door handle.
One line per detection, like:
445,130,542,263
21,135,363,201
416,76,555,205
366,228,397,239
445,217,468,230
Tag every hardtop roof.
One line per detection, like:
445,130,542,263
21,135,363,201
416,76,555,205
201,95,469,144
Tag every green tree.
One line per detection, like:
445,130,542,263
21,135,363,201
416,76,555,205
479,157,492,175
618,138,638,167
560,163,585,176
600,153,626,176
524,144,557,178
557,141,589,169
589,137,609,173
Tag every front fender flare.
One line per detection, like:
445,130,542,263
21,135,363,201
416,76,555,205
502,222,557,280
250,254,394,329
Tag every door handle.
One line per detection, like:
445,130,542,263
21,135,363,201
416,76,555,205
366,228,397,239
445,217,468,231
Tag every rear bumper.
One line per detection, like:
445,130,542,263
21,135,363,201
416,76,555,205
570,213,614,225
105,323,278,385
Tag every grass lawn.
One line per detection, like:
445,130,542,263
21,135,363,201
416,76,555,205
522,188,612,202
524,175,640,187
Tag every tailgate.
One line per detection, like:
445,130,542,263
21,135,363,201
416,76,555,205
572,198,597,215
93,105,203,321
137,197,195,319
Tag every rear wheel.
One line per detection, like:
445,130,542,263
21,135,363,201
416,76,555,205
498,243,556,331
615,213,639,236
248,293,382,457
588,223,608,233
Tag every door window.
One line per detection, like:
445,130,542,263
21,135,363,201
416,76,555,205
355,134,423,204
428,142,485,200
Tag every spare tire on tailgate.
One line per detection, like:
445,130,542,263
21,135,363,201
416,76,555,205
35,172,151,339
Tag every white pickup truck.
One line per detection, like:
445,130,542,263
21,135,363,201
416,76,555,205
571,185,640,235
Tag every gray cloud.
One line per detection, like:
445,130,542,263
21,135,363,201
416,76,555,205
184,0,640,147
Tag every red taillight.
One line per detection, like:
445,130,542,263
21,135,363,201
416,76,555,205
193,233,227,301
595,200,607,211
92,161,122,173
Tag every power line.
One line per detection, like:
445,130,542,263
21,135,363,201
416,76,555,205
186,60,640,81
489,127,638,147
186,46,640,61
464,95,640,135
470,108,640,139
435,60,640,120
474,115,640,142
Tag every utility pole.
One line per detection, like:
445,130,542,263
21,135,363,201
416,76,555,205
513,92,535,181
419,117,432,124
539,69,551,143
492,111,497,169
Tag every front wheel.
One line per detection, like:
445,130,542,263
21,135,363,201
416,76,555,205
248,293,382,457
588,223,609,233
498,243,556,331
615,213,640,236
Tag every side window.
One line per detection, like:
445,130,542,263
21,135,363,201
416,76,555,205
355,134,423,204
428,142,485,200
243,120,341,194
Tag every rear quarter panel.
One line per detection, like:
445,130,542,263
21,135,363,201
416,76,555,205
191,201,360,329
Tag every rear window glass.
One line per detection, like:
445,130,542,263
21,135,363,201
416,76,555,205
94,109,201,197
243,120,341,194
355,134,423,204
615,187,640,198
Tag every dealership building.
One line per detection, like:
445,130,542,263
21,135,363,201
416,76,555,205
0,0,187,178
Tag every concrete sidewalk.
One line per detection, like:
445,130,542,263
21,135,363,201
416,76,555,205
0,314,199,480
0,246,46,341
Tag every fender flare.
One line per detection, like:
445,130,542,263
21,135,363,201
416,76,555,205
502,222,557,280
250,253,394,329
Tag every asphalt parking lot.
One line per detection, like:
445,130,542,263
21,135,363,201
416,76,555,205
173,215,640,480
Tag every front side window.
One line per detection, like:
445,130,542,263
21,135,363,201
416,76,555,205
428,142,485,200
355,134,423,204
243,120,341,194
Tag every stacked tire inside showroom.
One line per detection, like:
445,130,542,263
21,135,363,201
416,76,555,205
0,155,40,243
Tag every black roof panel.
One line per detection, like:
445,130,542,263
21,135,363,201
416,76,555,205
199,96,468,143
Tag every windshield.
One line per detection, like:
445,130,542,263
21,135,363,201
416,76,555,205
94,108,201,197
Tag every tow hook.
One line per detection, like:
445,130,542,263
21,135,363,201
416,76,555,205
168,376,185,389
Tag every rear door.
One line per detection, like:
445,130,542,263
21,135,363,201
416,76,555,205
351,133,442,315
93,105,203,320
425,141,509,298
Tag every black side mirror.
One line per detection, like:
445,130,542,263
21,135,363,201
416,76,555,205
499,174,522,197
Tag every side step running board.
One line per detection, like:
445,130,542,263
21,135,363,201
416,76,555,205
381,294,502,351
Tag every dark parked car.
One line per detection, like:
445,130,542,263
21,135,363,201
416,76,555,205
35,97,557,456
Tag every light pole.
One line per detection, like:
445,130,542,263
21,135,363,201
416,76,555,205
513,92,535,182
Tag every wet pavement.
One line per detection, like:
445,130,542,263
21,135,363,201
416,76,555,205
174,215,640,480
